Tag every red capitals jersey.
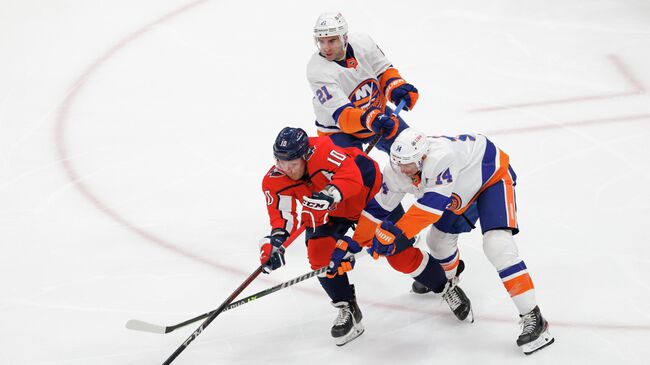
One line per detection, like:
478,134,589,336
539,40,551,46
262,136,381,235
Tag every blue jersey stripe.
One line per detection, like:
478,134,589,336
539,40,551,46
332,103,355,124
315,120,340,130
437,249,458,264
354,155,377,189
498,261,527,278
481,139,497,185
417,191,451,212
364,197,391,220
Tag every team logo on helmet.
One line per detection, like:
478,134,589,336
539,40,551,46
412,135,422,146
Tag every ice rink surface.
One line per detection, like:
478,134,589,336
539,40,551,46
1,0,649,364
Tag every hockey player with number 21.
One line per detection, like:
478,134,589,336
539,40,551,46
307,12,418,153
259,127,470,346
332,128,555,354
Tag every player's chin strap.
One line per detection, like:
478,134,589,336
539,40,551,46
364,99,407,154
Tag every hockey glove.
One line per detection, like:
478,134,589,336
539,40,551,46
301,187,340,228
259,229,288,274
369,220,415,259
388,82,419,111
362,107,399,140
327,236,362,278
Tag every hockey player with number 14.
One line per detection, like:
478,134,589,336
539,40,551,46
353,128,555,355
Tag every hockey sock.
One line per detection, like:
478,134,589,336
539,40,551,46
435,249,460,280
412,253,447,293
499,260,536,314
318,274,354,303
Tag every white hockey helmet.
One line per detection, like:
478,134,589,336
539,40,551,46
313,12,348,50
390,128,429,170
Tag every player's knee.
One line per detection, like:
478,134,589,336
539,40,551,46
386,247,424,274
426,226,459,258
482,229,520,271
307,236,337,270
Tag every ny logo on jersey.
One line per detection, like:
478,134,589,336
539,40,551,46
349,79,381,108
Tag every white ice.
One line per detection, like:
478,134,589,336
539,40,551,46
1,0,649,364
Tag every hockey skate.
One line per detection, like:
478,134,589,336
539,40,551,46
412,260,465,294
331,297,364,346
441,277,474,322
517,306,554,355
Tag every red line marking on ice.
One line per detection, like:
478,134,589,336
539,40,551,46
53,0,250,277
52,3,650,333
486,114,650,135
470,54,645,112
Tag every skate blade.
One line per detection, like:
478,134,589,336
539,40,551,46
521,328,554,355
334,323,365,346
466,308,475,323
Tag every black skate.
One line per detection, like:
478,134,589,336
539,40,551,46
412,260,465,294
441,278,474,322
517,306,554,355
331,288,364,346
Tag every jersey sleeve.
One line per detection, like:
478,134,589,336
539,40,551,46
352,165,405,246
307,60,354,132
374,166,407,213
395,153,458,238
261,167,301,235
355,33,392,78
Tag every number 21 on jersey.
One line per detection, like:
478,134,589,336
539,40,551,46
316,85,333,104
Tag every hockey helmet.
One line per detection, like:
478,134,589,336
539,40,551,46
273,127,310,161
390,128,429,170
313,12,348,50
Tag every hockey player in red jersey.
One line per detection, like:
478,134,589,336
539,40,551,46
307,12,419,154
260,127,379,346
260,127,471,346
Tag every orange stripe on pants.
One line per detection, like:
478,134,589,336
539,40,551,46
502,170,517,228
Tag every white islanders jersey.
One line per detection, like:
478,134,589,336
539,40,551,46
306,33,392,136
369,134,511,238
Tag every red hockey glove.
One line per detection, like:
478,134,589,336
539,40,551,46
259,229,288,274
301,190,336,228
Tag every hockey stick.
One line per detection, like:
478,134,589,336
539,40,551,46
127,249,369,334
161,224,306,365
364,98,407,154
127,265,328,334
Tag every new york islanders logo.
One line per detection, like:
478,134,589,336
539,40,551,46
447,193,462,211
348,79,383,109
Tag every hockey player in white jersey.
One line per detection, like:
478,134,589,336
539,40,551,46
351,128,555,355
307,12,419,154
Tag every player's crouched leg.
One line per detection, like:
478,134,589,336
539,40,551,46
308,236,364,346
387,247,473,321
